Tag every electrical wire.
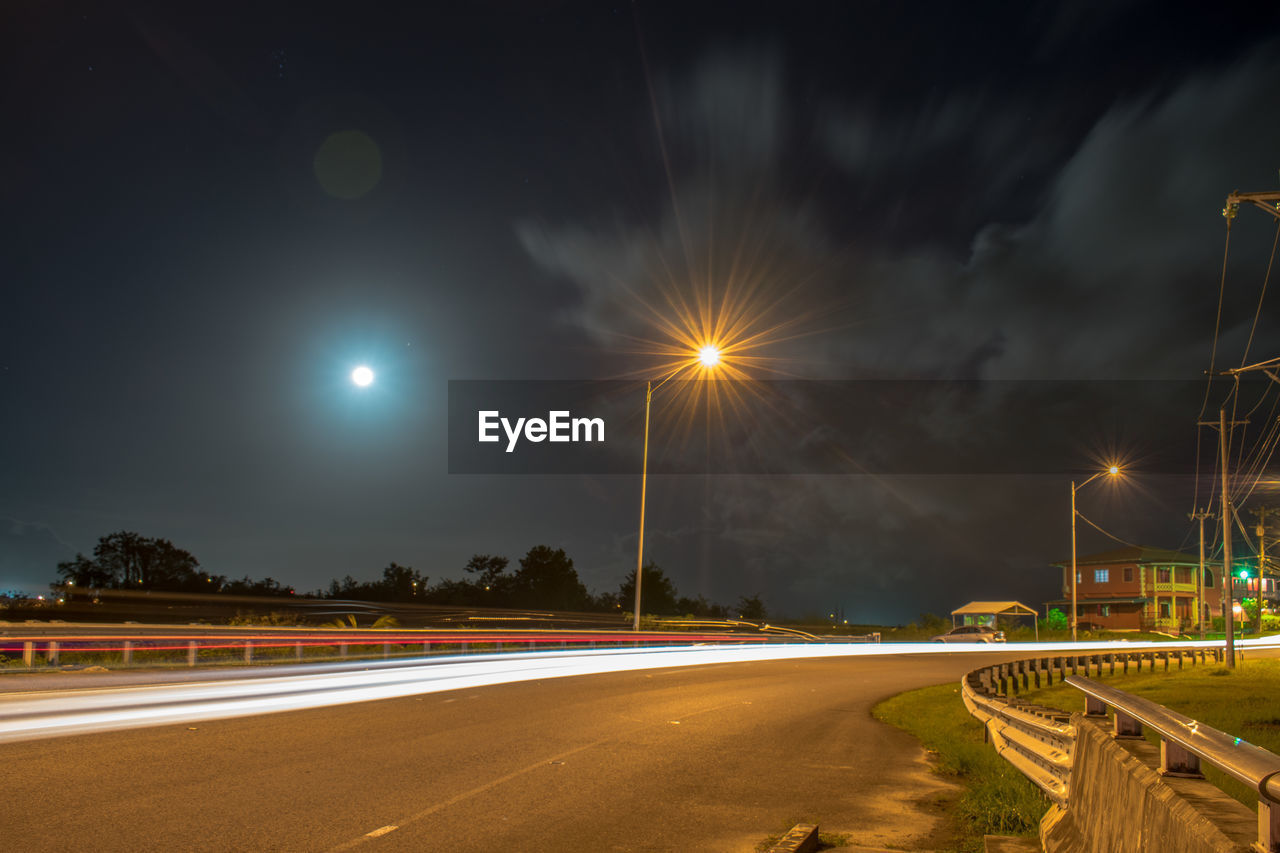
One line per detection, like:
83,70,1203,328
1075,511,1142,549
1193,223,1234,514
1240,219,1280,369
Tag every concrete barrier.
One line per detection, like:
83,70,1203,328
1039,714,1256,853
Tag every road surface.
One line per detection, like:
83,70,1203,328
6,650,1012,851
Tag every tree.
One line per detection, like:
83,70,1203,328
55,531,203,592
1043,609,1069,631
618,563,681,616
221,576,292,596
376,562,427,601
463,554,509,587
510,545,589,610
676,595,728,619
735,594,767,621
323,563,427,602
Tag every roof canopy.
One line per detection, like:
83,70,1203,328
950,600,1037,617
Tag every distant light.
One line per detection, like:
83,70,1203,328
351,366,375,387
1108,466,1119,475
698,345,721,368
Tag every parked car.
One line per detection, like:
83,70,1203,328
929,624,1006,643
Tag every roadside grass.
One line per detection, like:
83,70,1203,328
873,683,1047,853
1021,657,1280,811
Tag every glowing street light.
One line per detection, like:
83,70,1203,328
634,343,724,631
351,365,375,387
1070,465,1122,642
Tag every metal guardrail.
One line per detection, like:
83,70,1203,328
961,646,1280,853
961,649,1226,804
1068,673,1280,852
0,627,801,671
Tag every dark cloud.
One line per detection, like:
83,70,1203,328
514,42,1280,621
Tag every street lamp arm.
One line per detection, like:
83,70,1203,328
1076,470,1106,492
650,364,688,396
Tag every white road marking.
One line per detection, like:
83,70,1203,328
364,826,397,838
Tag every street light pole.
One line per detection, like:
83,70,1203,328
633,345,723,632
633,381,653,632
1071,480,1079,643
1070,466,1119,642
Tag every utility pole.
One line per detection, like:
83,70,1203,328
1253,505,1273,635
1189,508,1212,640
1200,408,1248,667
1221,408,1236,667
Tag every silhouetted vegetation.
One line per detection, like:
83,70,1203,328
46,531,767,620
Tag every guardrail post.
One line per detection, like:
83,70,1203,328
296,642,304,661
1114,709,1143,739
383,642,390,659
1162,651,1170,671
188,641,197,666
47,641,59,666
1123,654,1131,674
1159,740,1203,778
1107,653,1116,675
23,641,34,667
459,641,467,654
339,642,347,658
1085,695,1108,717
1259,798,1279,853
122,640,133,665
244,641,253,664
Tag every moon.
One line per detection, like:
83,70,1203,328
351,366,375,387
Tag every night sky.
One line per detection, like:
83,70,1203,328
4,1,1280,623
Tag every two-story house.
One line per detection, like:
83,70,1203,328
1046,546,1222,632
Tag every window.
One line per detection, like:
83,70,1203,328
1204,569,1214,586
1157,568,1171,583
1076,571,1082,584
1175,567,1191,584
1102,605,1110,617
1160,601,1171,618
1123,567,1133,582
1094,569,1109,583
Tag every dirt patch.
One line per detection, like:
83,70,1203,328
820,744,963,851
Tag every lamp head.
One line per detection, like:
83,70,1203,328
697,344,721,368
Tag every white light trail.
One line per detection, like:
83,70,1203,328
2,639,1276,744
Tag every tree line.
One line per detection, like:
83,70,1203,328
52,530,767,619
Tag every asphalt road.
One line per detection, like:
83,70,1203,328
6,650,1014,852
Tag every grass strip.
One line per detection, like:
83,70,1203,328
1021,657,1280,810
873,682,1047,853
